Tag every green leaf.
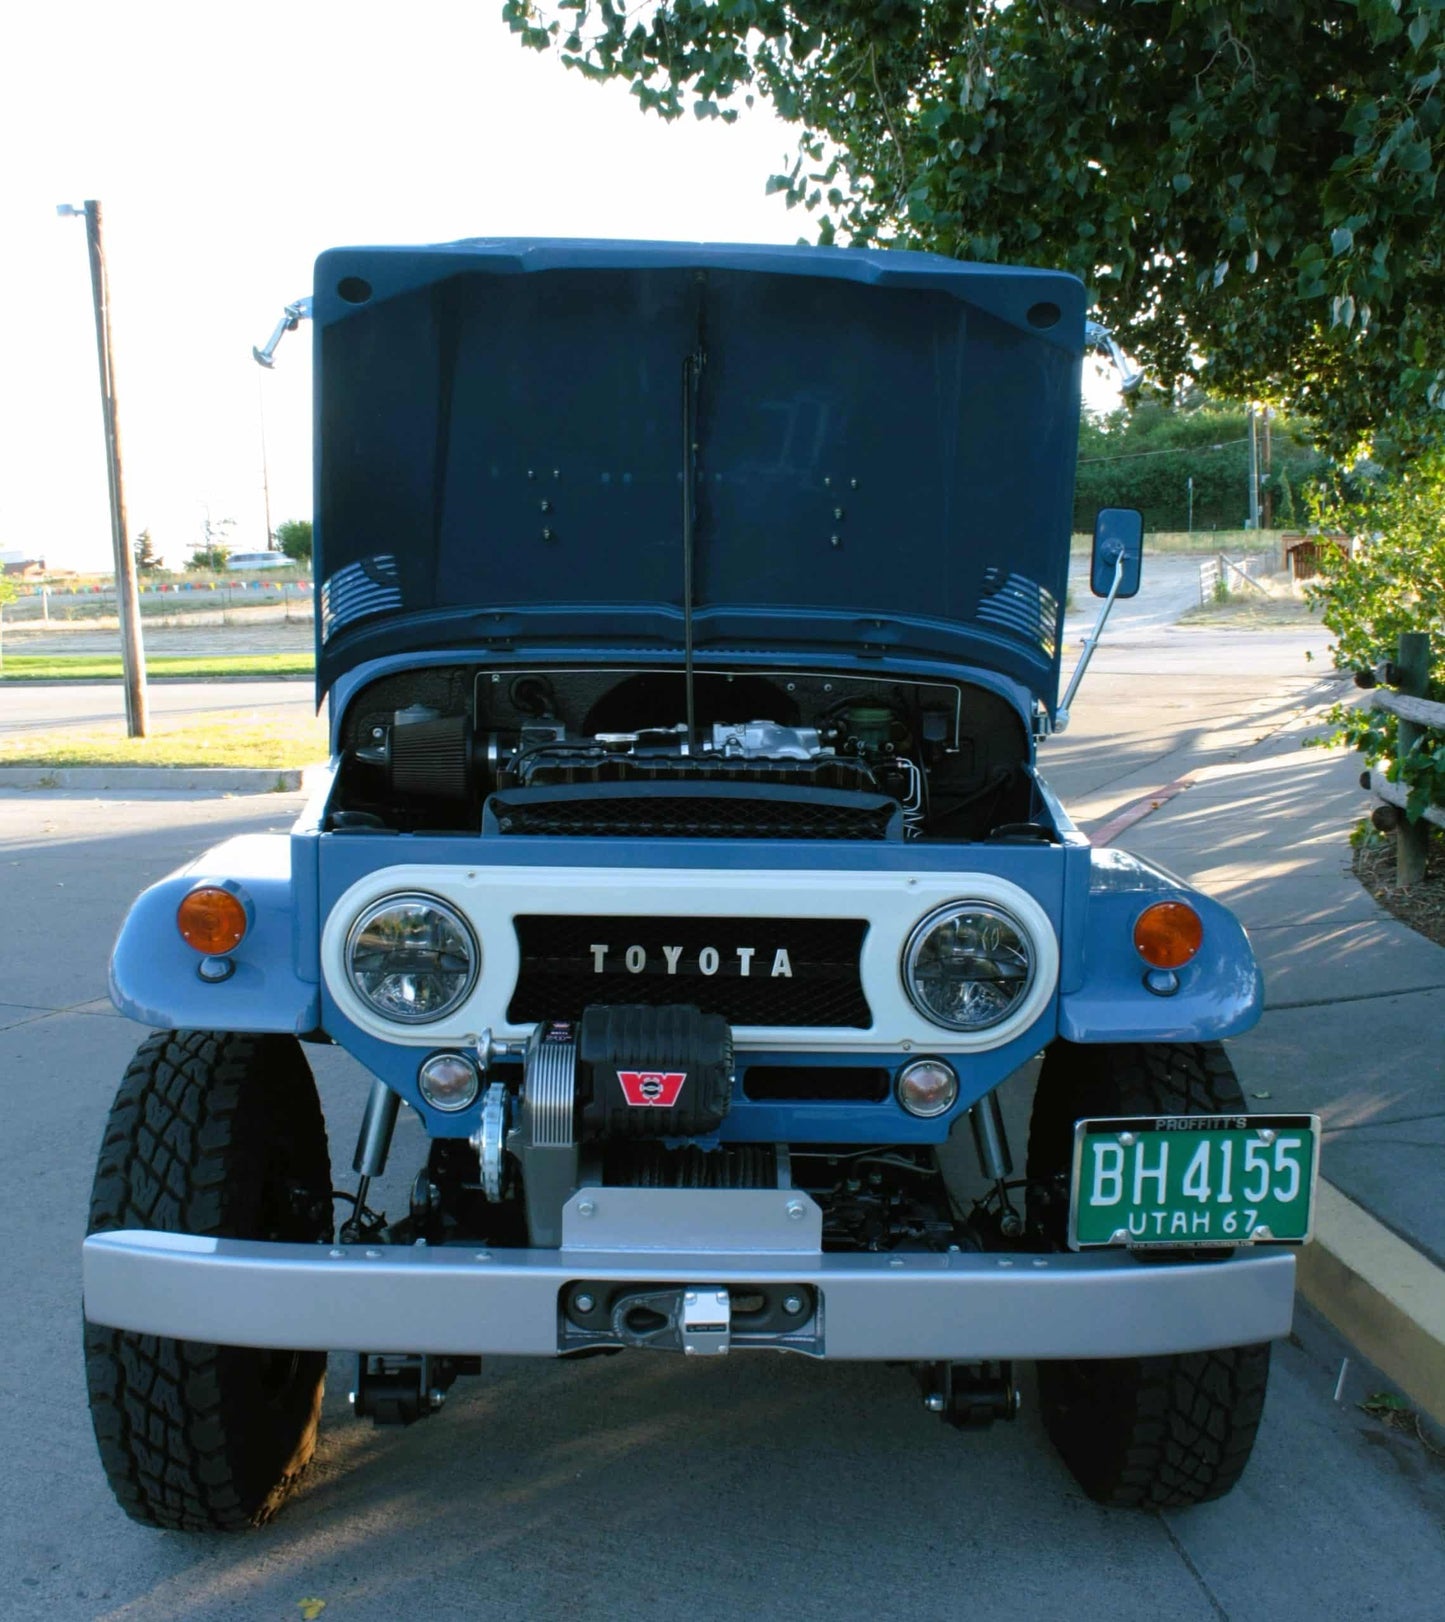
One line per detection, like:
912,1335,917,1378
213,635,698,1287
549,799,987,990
501,0,1445,451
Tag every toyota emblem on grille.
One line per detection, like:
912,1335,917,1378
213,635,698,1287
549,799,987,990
589,944,793,978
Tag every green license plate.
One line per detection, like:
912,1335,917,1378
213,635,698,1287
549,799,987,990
1069,1114,1320,1250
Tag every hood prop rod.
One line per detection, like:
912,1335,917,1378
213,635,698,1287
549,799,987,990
681,342,705,753
1054,548,1125,733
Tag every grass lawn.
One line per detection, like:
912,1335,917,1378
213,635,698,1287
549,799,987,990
1178,593,1323,628
0,652,312,681
0,709,329,770
1070,528,1286,555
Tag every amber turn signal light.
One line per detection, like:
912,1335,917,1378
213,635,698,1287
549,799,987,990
176,886,249,955
1133,901,1203,969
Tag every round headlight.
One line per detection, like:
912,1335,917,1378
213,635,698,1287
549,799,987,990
346,894,479,1024
903,902,1035,1032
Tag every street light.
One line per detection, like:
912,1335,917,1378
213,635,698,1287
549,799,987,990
56,200,148,737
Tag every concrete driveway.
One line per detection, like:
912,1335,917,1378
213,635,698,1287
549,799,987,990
3,624,1443,1621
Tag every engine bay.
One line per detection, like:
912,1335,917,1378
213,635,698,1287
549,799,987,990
330,665,1050,843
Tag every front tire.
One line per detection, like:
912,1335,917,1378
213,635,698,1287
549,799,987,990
85,1031,332,1530
1027,1041,1271,1508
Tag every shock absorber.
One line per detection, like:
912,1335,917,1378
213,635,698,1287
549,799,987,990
969,1090,1023,1238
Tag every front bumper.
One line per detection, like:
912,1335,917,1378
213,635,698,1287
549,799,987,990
82,1230,1297,1359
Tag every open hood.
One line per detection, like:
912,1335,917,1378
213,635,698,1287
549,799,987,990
312,239,1084,704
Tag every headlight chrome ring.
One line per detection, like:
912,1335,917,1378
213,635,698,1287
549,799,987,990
345,892,479,1025
902,901,1036,1032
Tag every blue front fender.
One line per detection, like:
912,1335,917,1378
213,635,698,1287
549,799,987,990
109,835,320,1035
1058,850,1264,1044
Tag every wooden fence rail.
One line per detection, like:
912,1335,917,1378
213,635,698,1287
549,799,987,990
1364,632,1440,885
1368,767,1445,832
1370,689,1445,729
1198,553,1273,604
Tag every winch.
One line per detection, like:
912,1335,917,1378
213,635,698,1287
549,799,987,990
475,1004,734,1245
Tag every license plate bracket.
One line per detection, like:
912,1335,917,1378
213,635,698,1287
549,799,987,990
1068,1113,1320,1251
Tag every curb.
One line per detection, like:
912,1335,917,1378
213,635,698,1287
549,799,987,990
1298,1180,1445,1428
0,764,327,794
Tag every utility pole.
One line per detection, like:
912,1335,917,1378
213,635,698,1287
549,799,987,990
1262,408,1274,530
258,375,275,550
58,201,148,736
1247,404,1261,531
1187,475,1195,534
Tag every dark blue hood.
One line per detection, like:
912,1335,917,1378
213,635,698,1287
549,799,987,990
312,239,1084,705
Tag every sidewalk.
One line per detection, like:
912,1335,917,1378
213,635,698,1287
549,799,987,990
1075,682,1445,1424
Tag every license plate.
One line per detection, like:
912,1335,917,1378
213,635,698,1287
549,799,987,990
1069,1114,1320,1250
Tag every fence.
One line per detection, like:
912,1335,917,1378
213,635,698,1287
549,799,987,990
1363,632,1443,887
2,578,315,627
1197,552,1275,605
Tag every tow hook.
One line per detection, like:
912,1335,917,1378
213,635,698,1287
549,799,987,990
609,1286,733,1356
350,1353,480,1425
916,1360,1021,1428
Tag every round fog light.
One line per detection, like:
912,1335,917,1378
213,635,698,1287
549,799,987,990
418,1052,479,1112
897,1058,959,1119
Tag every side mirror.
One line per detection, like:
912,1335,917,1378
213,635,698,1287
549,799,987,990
1091,508,1144,599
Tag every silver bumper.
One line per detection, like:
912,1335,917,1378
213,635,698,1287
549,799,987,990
83,1230,1297,1359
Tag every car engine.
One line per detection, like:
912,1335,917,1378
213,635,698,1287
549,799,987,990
332,665,1043,843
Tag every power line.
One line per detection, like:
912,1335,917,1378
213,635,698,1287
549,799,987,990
1078,436,1249,465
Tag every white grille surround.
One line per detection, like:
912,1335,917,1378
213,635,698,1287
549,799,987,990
320,865,1061,1056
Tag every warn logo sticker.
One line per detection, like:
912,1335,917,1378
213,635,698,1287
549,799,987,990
617,1070,688,1108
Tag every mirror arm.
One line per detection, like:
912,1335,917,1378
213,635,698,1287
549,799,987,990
1054,550,1125,734
1084,319,1144,394
252,297,313,370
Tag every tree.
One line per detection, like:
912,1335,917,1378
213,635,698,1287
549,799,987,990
188,515,234,572
275,519,313,568
1074,399,1323,533
187,547,231,572
1273,468,1297,528
133,529,161,574
0,573,18,674
505,0,1445,457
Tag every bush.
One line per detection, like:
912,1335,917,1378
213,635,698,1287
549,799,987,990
1307,455,1445,820
276,519,312,567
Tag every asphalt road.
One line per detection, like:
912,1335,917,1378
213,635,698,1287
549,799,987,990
0,554,1213,739
2,623,1442,1622
0,679,317,736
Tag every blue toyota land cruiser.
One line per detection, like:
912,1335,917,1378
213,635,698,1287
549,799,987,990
82,239,1318,1530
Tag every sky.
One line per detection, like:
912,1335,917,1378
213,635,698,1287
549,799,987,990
2,1,1121,577
1,0,803,573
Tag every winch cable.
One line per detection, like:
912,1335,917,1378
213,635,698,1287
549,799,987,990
681,275,707,753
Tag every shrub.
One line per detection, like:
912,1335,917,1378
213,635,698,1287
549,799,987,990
1307,455,1445,820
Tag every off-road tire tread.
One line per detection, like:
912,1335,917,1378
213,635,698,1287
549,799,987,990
85,1030,330,1531
1028,1040,1272,1509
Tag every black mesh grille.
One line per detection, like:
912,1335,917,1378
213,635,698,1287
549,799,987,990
508,915,871,1027
490,791,896,841
742,1066,890,1102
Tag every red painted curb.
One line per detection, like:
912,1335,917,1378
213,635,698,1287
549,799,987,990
1088,776,1196,847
